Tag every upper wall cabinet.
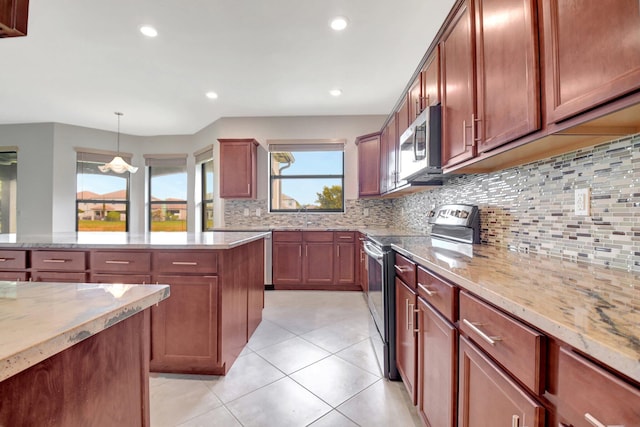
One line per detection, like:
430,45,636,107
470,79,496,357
441,1,476,168
218,138,258,199
441,0,540,168
0,0,29,37
356,132,381,198
542,0,640,124
408,48,440,123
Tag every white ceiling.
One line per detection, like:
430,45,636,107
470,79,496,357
1,0,456,136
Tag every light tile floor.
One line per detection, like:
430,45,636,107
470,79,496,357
150,290,421,427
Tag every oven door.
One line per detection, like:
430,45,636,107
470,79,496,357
364,241,385,337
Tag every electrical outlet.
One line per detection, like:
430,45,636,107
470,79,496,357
575,188,591,216
256,208,261,217
243,208,249,217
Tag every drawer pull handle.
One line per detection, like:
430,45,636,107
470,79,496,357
584,413,624,427
172,261,198,266
394,265,412,273
105,260,130,265
419,283,437,297
0,258,13,262
43,259,67,263
462,318,502,346
338,236,352,239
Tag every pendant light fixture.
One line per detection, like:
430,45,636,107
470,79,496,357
99,112,138,174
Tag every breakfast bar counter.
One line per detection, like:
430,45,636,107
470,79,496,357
0,281,169,426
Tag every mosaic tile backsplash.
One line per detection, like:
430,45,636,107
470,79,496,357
225,133,640,272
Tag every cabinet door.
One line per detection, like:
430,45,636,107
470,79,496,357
395,278,417,404
408,76,422,122
0,0,29,37
422,48,440,108
335,241,356,285
384,114,398,191
441,0,476,168
418,298,457,427
272,242,303,285
475,0,539,152
218,139,258,199
357,134,381,197
543,0,640,123
150,275,219,372
458,336,545,427
303,242,334,285
380,124,390,194
358,237,368,293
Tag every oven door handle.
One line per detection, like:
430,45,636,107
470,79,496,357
363,242,384,260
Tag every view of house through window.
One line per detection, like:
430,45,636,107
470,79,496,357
202,159,214,230
76,152,130,231
0,152,17,234
148,159,188,232
269,143,344,212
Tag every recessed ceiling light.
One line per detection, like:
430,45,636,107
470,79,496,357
140,25,158,38
330,89,342,97
330,16,349,31
205,91,219,99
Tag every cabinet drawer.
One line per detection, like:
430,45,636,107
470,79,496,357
91,251,151,273
91,274,152,284
153,251,218,274
31,271,87,283
394,253,416,289
0,271,28,281
31,251,86,271
556,347,640,427
459,291,544,394
335,231,355,242
273,231,303,242
303,231,334,242
417,266,457,322
0,250,26,269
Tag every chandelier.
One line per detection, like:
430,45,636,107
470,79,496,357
99,112,138,174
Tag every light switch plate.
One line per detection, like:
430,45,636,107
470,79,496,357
575,188,591,216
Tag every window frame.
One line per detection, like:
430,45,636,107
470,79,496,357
201,159,214,231
146,156,188,232
76,151,131,232
268,144,345,213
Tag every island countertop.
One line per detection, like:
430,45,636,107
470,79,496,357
0,281,170,382
375,235,640,384
0,231,270,249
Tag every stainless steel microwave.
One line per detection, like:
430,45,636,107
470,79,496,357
397,104,441,183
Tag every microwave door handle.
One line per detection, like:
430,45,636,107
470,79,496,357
413,131,419,161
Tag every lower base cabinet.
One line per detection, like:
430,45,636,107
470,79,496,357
458,336,545,427
417,298,457,427
150,275,219,373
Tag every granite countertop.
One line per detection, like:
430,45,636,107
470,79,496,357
0,231,271,249
0,281,170,382
381,235,639,383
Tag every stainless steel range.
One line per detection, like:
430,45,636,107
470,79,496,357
363,204,480,380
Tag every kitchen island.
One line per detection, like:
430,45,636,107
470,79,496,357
0,231,269,375
0,281,169,426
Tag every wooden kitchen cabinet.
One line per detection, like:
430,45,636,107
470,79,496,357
441,0,476,168
396,278,418,404
417,297,457,427
397,94,411,135
90,250,151,284
0,0,29,37
542,0,640,124
381,114,398,192
150,274,219,373
474,0,540,152
552,347,640,427
218,138,258,199
272,230,358,290
422,48,440,108
31,250,87,283
303,231,334,285
334,231,356,285
458,336,545,427
408,76,422,123
358,233,368,293
441,0,540,167
356,132,381,197
0,250,27,281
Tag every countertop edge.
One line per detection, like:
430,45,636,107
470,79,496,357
0,284,169,382
391,244,640,384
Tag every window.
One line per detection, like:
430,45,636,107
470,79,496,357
201,160,214,230
269,142,344,212
76,151,130,232
146,155,188,232
0,152,17,234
